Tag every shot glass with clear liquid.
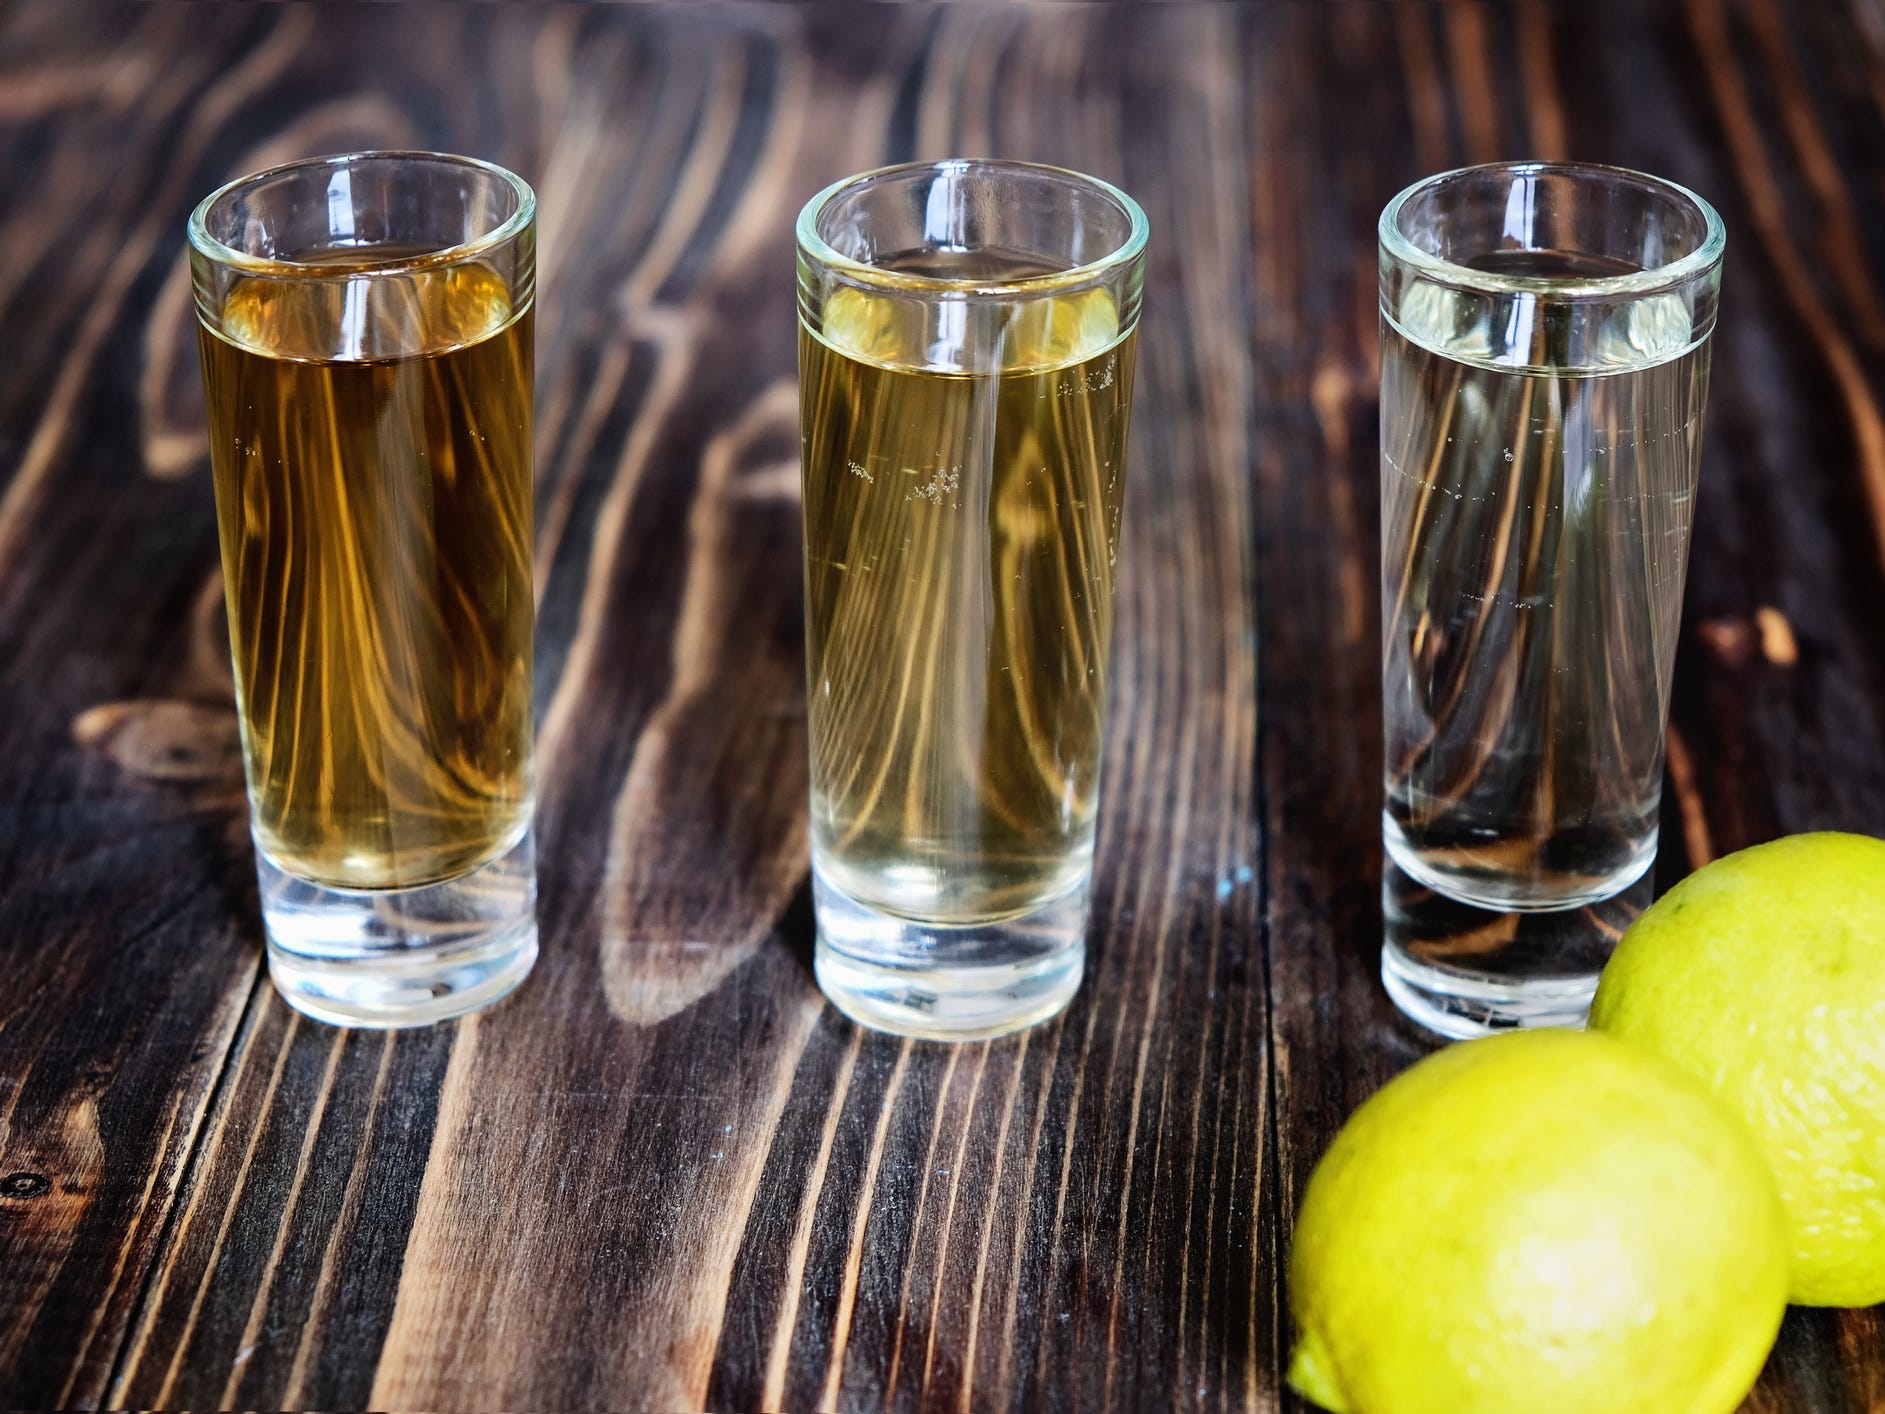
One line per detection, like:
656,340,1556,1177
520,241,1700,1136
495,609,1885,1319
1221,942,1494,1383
189,152,539,1027
796,161,1147,1040
1377,162,1724,1034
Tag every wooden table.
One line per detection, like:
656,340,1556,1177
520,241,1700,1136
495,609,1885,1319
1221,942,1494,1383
3,3,1883,1409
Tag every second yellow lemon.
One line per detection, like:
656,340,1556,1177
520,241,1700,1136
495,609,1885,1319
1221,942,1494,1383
1591,831,1885,1306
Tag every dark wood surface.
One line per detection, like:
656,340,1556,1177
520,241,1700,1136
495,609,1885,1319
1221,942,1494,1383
2,2,1883,1409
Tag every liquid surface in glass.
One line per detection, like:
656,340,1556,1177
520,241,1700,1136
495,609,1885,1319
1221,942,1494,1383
1382,247,1709,908
200,246,534,890
801,248,1137,925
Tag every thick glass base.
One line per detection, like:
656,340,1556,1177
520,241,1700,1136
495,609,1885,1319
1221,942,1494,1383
1380,851,1651,1040
1381,941,1602,1040
1382,810,1656,913
811,863,1086,1041
258,826,538,1029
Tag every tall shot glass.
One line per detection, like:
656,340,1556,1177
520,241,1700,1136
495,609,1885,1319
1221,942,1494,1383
796,160,1148,1040
1377,161,1725,1032
189,152,538,1027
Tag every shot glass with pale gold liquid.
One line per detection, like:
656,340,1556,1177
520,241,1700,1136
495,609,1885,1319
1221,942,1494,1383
189,152,537,1026
796,160,1147,1039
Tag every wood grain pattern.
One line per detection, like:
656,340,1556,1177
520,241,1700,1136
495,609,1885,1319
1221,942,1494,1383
1,3,1882,1411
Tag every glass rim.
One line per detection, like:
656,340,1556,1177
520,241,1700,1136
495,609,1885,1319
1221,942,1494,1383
186,149,537,279
796,158,1149,298
1378,159,1726,300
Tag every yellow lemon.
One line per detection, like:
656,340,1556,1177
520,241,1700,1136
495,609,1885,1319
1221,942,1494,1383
1287,1029,1787,1414
1591,831,1885,1305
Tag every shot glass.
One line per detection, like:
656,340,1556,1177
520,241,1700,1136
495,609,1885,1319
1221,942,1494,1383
189,151,538,1027
796,160,1148,1040
1377,161,1724,1031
